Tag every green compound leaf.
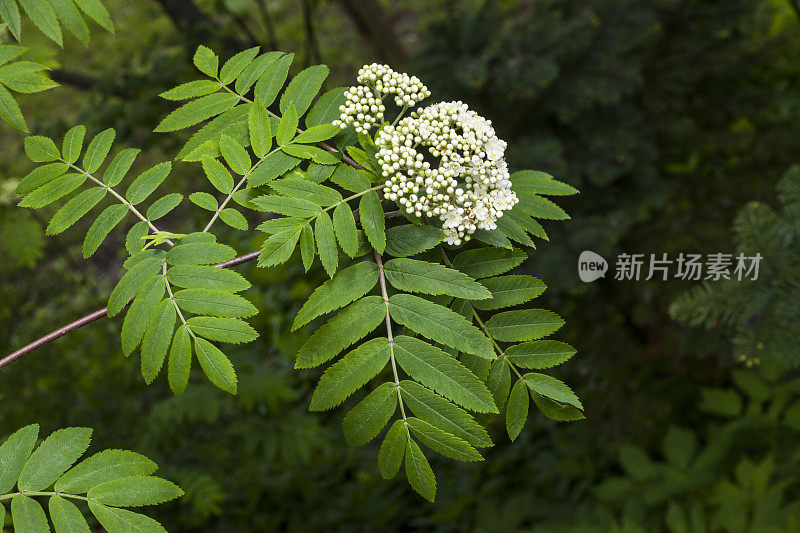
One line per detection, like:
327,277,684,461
404,438,436,502
383,225,444,258
309,337,392,411
452,247,527,279
393,335,497,413
384,258,491,300
388,294,494,358
17,427,92,491
193,337,237,394
522,372,582,410
295,295,385,368
293,260,378,330
485,309,565,342
55,449,157,494
342,382,397,446
406,417,482,462
378,419,407,479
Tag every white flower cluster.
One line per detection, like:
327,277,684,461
333,64,430,134
376,101,518,245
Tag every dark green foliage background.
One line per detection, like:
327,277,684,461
2,0,800,530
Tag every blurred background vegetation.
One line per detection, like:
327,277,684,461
3,0,800,530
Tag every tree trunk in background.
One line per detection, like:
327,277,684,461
336,0,408,68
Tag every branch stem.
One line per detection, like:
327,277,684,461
0,491,92,503
374,250,407,421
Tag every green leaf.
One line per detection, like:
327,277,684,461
18,0,61,45
393,335,496,413
248,98,272,158
309,337,391,411
73,0,113,32
342,382,397,446
292,260,378,330
407,417,482,462
254,52,292,106
388,294,494,358
49,0,89,44
506,379,529,441
201,157,234,193
189,192,218,211
332,202,359,257
154,92,239,133
103,148,139,186
384,258,491,300
522,372,582,409
517,194,570,220
121,275,165,355
252,194,321,218
146,193,183,221
125,161,171,205
330,164,371,193
378,420,407,479
82,128,115,173
0,82,26,130
108,258,162,317
159,80,221,100
512,170,579,196
193,337,237,394
315,210,338,277
46,187,105,235
0,61,55,93
280,64,328,116
299,223,315,270
276,102,298,145
219,46,259,85
400,380,492,447
235,51,282,94
505,340,576,369
61,125,86,164
168,325,192,395
167,265,250,292
295,295,385,368
55,448,156,494
88,475,183,507
174,289,256,318
257,217,306,235
219,133,251,174
532,391,585,421
18,427,92,491
166,242,236,266
219,207,248,230
16,162,68,194
485,309,564,342
177,104,250,160
187,316,257,344
125,220,149,254
360,190,385,253
496,215,534,247
11,495,50,533
18,173,84,208
294,124,340,144
257,227,302,268
193,45,219,78
383,225,444,257
270,176,342,206
248,151,300,186
0,0,22,40
472,275,546,310
452,247,527,279
0,423,39,493
89,501,168,533
140,298,176,383
24,135,60,162
49,496,90,533
404,438,436,502
0,500,4,529
487,358,511,410
306,87,347,127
